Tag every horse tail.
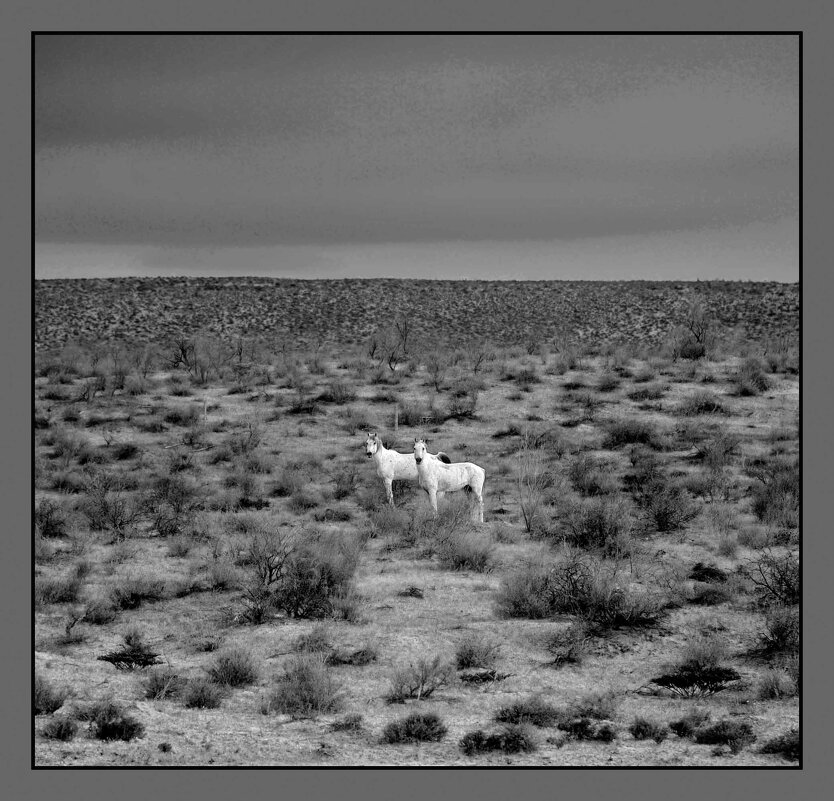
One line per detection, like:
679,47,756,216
437,452,451,464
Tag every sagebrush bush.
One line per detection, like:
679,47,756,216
761,606,800,655
560,496,632,555
748,458,798,529
182,677,224,709
262,654,342,718
641,479,699,533
455,634,500,670
568,453,618,497
760,729,800,761
42,716,79,741
756,669,796,700
35,574,83,607
386,655,453,703
629,716,668,743
495,696,562,727
460,725,536,756
382,712,447,744
144,669,185,701
83,597,118,625
694,719,756,754
110,576,167,610
208,648,259,687
83,701,146,741
675,391,728,416
603,419,664,450
437,529,495,572
330,713,363,732
34,675,69,715
35,499,69,539
733,357,770,396
669,708,711,738
746,550,799,606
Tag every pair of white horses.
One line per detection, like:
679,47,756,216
363,431,485,523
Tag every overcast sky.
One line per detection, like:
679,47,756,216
35,34,799,280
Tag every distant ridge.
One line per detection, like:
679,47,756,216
35,277,798,352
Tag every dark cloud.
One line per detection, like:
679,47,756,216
34,34,798,278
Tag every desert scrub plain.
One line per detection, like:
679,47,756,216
34,280,799,766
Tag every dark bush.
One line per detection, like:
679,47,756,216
110,576,167,610
546,622,588,668
97,629,162,670
760,729,800,761
669,708,711,738
455,634,500,670
557,717,617,742
42,716,78,741
603,419,663,450
746,550,799,606
35,574,83,607
560,496,632,555
460,725,536,756
84,701,145,741
381,712,447,744
641,479,699,533
694,719,756,754
35,499,69,539
761,606,800,655
494,696,561,727
748,458,798,529
330,713,364,732
629,717,668,743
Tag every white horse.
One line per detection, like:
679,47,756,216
363,432,450,507
413,438,485,523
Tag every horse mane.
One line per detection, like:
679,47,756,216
437,452,452,464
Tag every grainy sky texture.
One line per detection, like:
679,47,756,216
35,34,799,280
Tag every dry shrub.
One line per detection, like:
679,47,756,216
760,729,800,761
182,677,224,709
34,675,69,715
208,648,259,687
386,655,453,703
455,634,500,670
42,716,79,741
382,712,447,744
694,719,756,754
262,654,342,718
495,696,561,727
459,725,536,756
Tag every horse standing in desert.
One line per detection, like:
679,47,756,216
413,438,485,523
363,432,450,507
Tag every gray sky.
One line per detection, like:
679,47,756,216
35,34,799,280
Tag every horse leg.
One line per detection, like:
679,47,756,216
385,479,394,507
428,489,439,515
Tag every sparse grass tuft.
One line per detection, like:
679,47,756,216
182,677,224,709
